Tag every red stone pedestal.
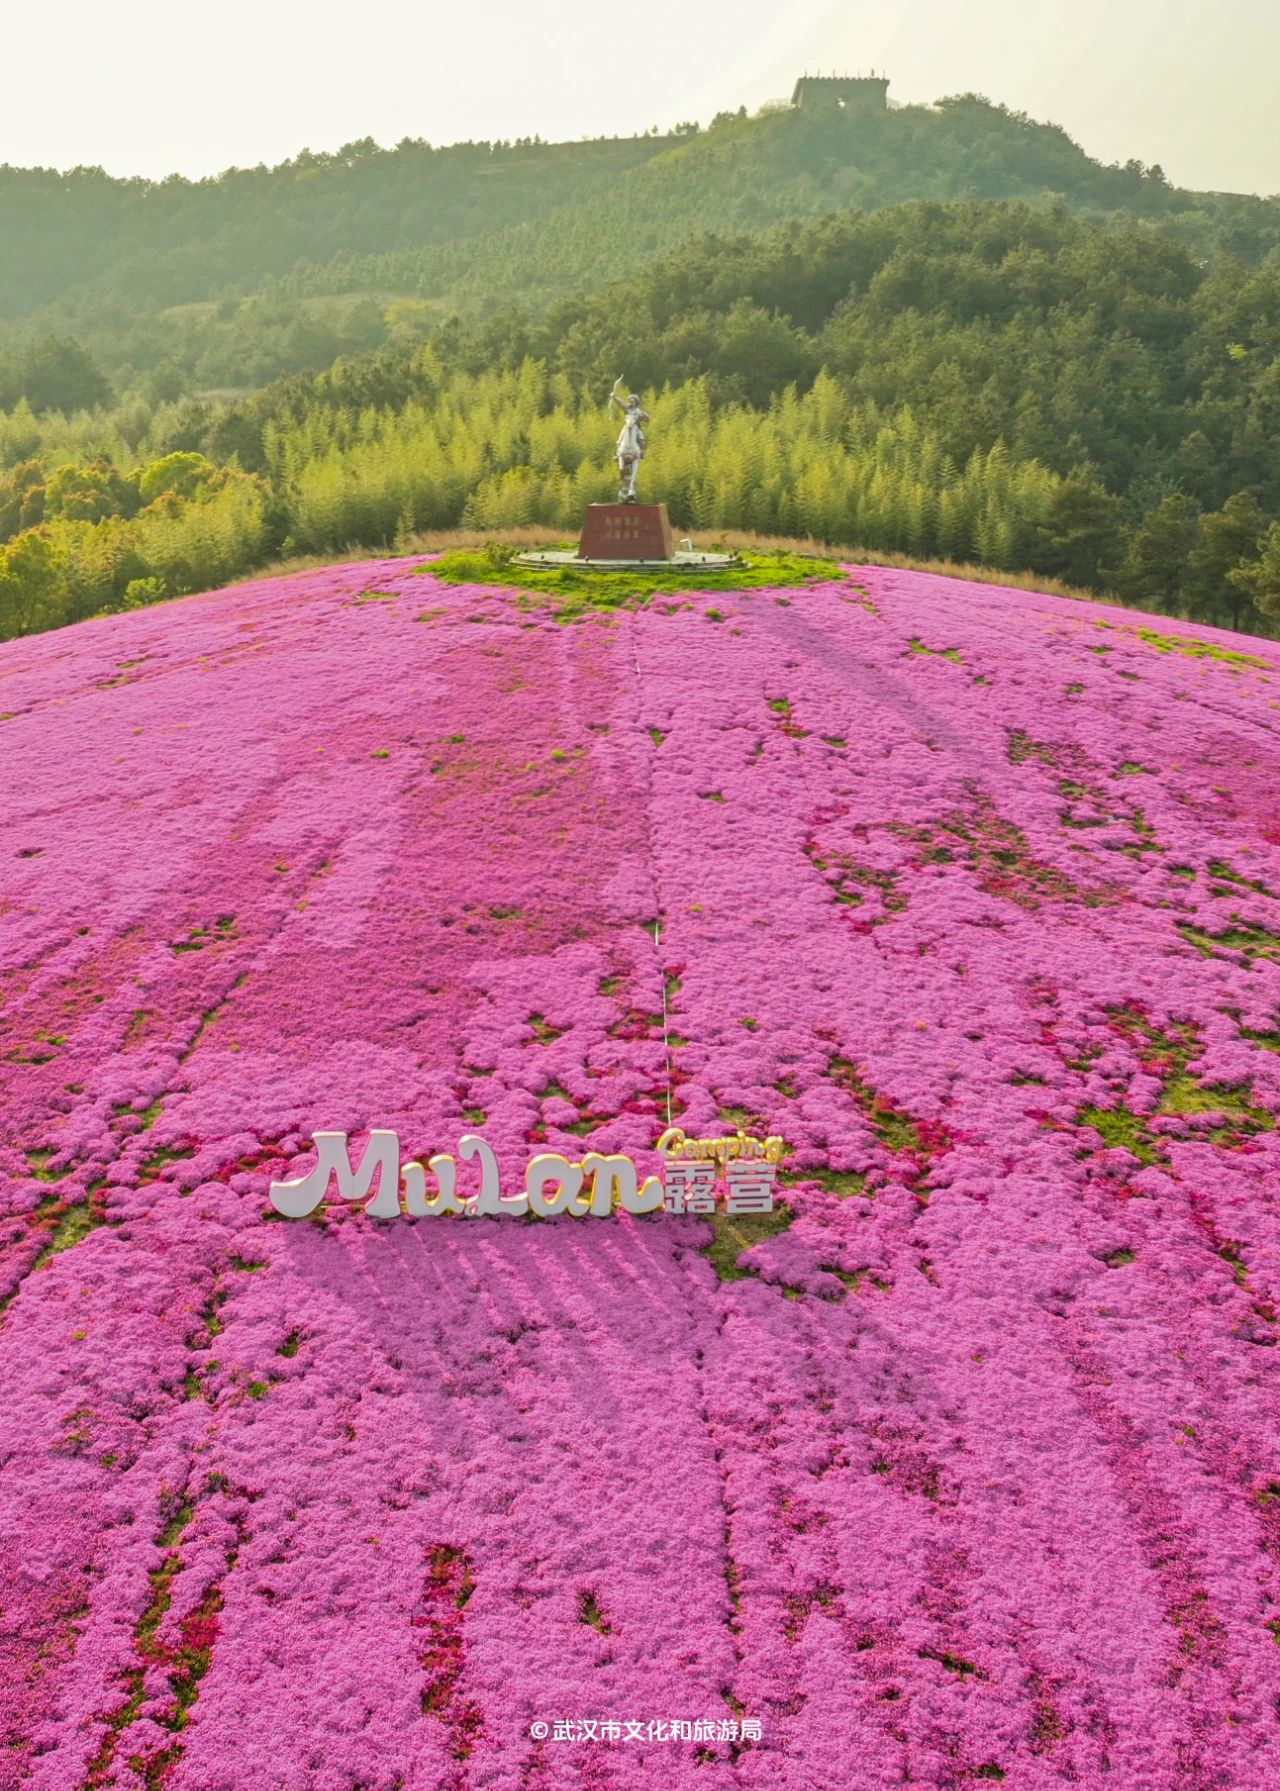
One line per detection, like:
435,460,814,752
578,503,674,561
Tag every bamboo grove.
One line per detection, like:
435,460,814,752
0,364,1073,639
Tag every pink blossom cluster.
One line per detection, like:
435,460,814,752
1,557,1279,1789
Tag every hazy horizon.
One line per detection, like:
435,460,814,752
5,0,1279,196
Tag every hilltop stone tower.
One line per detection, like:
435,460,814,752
791,74,889,112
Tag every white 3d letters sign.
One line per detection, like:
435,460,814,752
268,1133,666,1220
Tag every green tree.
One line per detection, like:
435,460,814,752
44,459,139,524
710,303,812,407
1117,493,1199,609
0,528,64,635
1184,491,1264,631
1229,521,1280,618
138,451,217,505
1032,473,1122,588
0,460,46,539
17,336,112,414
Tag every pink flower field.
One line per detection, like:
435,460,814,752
3,557,1280,1791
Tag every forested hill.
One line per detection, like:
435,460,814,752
6,197,1280,645
0,133,674,321
5,93,1280,647
4,93,1279,399
211,201,1280,535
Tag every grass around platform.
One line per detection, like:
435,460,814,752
418,541,845,618
237,527,1144,616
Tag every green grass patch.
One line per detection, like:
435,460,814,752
27,1149,73,1183
156,1497,197,1553
577,1591,612,1634
1219,1242,1249,1285
1206,859,1276,898
1079,1057,1273,1164
1179,919,1280,964
1133,627,1268,668
829,1057,932,1156
701,1208,794,1283
1008,730,1065,766
1106,1004,1200,1076
1077,1104,1160,1165
919,1647,983,1679
1159,1073,1273,1130
420,545,844,620
816,1265,865,1294
559,1116,605,1137
47,1203,105,1257
139,1144,195,1179
906,803,1099,910
804,1168,871,1200
0,1199,113,1318
716,1104,771,1136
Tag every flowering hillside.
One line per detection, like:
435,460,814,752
2,557,1280,1790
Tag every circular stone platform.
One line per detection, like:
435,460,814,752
514,548,743,572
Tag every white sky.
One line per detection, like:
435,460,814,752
3,0,1276,195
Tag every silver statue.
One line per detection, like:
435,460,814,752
609,376,649,504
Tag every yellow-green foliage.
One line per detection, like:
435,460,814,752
0,356,1074,644
0,474,269,637
0,355,1071,641
266,361,1061,567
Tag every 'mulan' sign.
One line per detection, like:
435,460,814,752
269,1128,785,1220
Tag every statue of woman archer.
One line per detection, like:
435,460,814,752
609,377,649,504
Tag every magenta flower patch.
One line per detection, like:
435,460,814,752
2,559,1279,1788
